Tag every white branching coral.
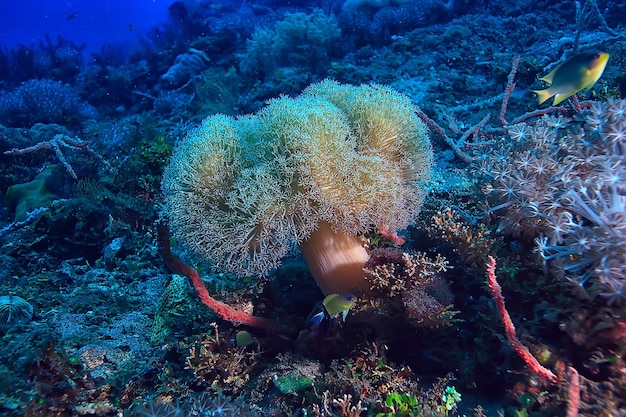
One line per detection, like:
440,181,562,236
162,80,432,295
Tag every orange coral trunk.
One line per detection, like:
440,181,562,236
299,221,371,296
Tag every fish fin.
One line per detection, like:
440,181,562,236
552,92,573,106
342,294,356,303
532,88,554,105
539,65,560,84
309,311,325,326
538,75,550,84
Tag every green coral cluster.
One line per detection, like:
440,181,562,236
5,164,62,222
162,79,432,295
239,9,341,81
376,386,461,417
150,274,194,344
272,374,314,394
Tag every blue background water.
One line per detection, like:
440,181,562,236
0,0,171,54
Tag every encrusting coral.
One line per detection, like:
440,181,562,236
162,80,432,295
4,165,62,222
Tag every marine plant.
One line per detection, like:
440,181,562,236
185,324,269,393
375,385,461,417
363,249,457,328
162,79,432,295
376,392,420,417
439,386,462,413
136,134,173,194
426,207,495,270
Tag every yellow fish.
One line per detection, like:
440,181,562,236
322,293,355,320
532,52,609,106
309,293,355,325
234,330,256,347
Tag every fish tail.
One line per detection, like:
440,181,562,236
532,89,553,105
309,311,325,326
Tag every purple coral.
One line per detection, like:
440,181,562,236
477,99,626,305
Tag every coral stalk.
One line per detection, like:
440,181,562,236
415,108,472,162
4,134,111,179
299,221,370,295
485,256,558,383
566,366,580,417
157,221,288,335
499,56,519,126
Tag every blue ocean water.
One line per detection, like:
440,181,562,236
0,0,171,55
0,0,625,416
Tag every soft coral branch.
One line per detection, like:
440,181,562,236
378,223,406,246
486,256,559,383
157,220,289,335
566,366,580,417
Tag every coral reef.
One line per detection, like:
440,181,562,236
1,0,626,415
